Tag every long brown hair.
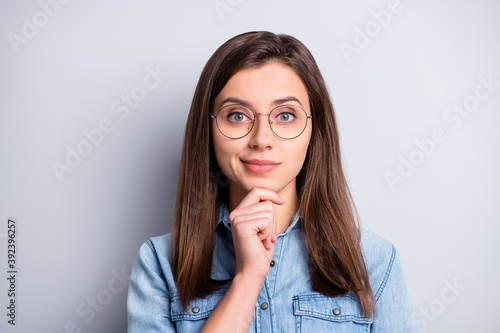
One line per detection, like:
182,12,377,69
171,31,375,318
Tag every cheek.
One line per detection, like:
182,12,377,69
293,145,309,169
291,132,312,172
297,129,312,157
212,130,238,175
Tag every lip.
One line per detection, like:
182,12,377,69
241,159,279,174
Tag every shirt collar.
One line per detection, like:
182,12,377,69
216,201,302,236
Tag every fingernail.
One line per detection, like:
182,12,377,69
280,197,286,203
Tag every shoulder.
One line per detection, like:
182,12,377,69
140,232,173,267
147,232,173,256
359,228,395,261
128,233,179,330
358,228,417,330
358,228,402,301
131,233,176,293
135,233,172,264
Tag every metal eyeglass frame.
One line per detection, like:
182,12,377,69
210,103,312,140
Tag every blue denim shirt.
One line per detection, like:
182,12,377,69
127,202,417,332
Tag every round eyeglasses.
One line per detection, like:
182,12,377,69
210,104,312,139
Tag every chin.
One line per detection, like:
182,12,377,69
242,179,287,194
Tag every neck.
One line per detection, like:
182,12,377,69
228,180,299,235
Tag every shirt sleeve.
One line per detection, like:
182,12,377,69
127,240,176,332
370,246,417,333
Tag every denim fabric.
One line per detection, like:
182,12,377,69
127,202,417,332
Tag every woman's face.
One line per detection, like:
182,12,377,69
212,62,312,199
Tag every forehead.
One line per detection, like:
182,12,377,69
213,62,310,110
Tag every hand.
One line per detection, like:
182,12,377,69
229,187,286,281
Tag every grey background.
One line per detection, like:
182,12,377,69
1,0,499,332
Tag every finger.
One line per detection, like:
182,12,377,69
233,214,273,239
230,201,278,228
247,217,274,250
232,207,276,242
262,235,273,251
271,203,276,242
255,224,273,251
261,227,274,251
236,187,286,210
231,201,275,218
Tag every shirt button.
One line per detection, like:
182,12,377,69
333,308,341,315
270,260,276,267
260,302,268,310
192,306,200,313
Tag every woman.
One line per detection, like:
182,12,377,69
127,31,416,332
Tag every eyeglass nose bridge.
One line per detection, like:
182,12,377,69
251,112,274,126
247,112,275,136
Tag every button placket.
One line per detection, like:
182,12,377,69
254,277,275,333
267,235,283,296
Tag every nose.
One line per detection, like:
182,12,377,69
248,113,274,148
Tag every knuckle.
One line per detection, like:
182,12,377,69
229,209,242,223
250,187,260,194
262,217,272,228
233,221,247,233
232,215,241,225
233,221,242,230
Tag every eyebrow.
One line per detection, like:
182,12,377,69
218,96,304,109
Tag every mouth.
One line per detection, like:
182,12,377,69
241,159,280,174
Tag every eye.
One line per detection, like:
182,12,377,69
227,112,250,122
278,112,295,122
275,111,296,122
